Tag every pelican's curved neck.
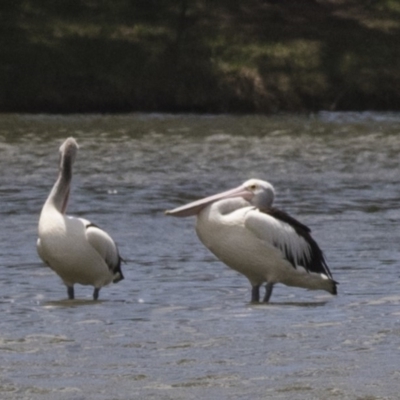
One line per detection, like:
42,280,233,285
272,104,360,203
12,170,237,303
45,156,72,214
206,197,251,217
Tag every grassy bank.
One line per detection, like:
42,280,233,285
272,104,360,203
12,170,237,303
1,0,400,113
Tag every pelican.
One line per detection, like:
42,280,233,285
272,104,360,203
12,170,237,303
166,179,337,302
37,137,124,300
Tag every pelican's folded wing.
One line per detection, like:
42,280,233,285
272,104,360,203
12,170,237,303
83,220,124,282
244,207,332,278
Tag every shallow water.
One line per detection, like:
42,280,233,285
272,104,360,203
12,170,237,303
0,112,400,399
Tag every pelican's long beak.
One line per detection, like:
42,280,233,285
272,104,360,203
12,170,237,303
165,184,252,217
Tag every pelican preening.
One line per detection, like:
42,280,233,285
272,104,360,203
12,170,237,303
166,179,337,303
37,137,124,300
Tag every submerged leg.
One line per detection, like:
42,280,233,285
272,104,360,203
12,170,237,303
251,285,260,302
67,286,74,300
263,283,274,303
93,288,100,300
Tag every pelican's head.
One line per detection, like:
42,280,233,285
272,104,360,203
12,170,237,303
60,137,79,171
59,137,79,166
166,178,275,217
240,179,275,209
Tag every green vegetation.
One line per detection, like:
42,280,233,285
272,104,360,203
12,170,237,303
1,0,400,113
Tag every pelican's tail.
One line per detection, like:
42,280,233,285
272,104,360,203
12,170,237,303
112,256,125,283
282,270,338,295
113,272,124,283
329,279,338,295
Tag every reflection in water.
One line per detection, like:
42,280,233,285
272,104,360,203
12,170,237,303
42,299,109,308
0,113,400,399
251,300,330,308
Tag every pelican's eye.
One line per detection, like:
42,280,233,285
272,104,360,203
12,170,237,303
248,184,257,191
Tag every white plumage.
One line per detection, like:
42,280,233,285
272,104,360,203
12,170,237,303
166,179,337,302
37,137,123,300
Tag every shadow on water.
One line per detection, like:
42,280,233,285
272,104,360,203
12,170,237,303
248,300,330,308
41,299,106,308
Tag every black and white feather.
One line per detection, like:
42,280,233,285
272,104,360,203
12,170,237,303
255,207,333,279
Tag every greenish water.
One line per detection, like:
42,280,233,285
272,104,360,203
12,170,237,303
0,112,400,399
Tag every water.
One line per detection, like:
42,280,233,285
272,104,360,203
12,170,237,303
0,112,400,399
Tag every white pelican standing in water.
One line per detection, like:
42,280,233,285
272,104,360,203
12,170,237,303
166,179,337,302
37,137,124,300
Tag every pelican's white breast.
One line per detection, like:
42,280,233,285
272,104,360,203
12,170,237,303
195,201,287,285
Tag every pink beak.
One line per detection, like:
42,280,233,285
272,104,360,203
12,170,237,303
165,184,252,217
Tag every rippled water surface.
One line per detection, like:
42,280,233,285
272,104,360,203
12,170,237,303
1,112,400,399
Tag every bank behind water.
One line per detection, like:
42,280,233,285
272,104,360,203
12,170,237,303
2,1,400,114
